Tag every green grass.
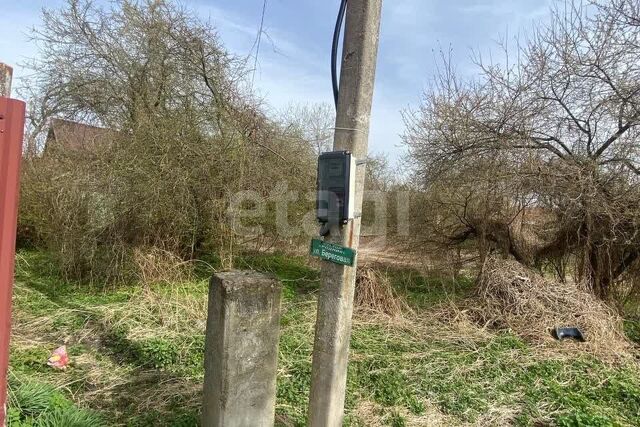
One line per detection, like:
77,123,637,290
623,317,640,345
8,250,640,426
7,378,105,427
385,266,475,308
236,252,320,296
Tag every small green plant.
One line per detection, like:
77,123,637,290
136,338,180,370
35,407,106,427
9,348,51,375
10,382,54,418
623,318,640,344
8,379,104,427
386,411,406,427
556,412,615,427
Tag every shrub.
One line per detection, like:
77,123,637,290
19,0,317,283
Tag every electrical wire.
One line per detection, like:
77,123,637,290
252,0,268,87
332,0,348,109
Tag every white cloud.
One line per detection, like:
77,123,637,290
2,0,558,165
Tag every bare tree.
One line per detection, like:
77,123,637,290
279,102,335,155
404,0,640,299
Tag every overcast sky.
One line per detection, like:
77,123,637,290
0,0,553,162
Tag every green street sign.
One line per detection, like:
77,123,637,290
310,239,356,266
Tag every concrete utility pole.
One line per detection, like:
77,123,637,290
308,1,382,425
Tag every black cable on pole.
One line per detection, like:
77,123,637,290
332,0,348,109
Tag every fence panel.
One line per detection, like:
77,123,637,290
0,95,26,426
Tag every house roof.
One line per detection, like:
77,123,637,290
46,118,115,152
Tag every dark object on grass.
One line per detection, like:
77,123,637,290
552,327,585,342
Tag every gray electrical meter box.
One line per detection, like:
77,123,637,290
317,150,356,224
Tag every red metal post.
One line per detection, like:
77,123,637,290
0,63,25,426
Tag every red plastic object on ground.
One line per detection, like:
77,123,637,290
0,88,26,426
47,346,70,370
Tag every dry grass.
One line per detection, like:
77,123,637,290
353,400,457,426
10,275,208,424
132,246,194,285
469,256,631,358
95,284,208,342
355,265,413,318
11,252,640,425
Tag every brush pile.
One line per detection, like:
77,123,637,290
133,246,193,285
470,257,630,355
355,265,412,318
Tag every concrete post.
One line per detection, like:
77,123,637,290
308,1,382,425
0,64,12,98
202,271,282,427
